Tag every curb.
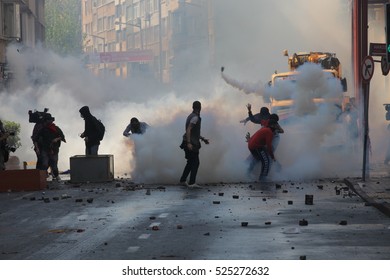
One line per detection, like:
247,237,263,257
344,178,390,218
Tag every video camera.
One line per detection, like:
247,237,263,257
28,108,54,123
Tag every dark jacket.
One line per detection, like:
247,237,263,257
35,123,66,154
80,106,101,146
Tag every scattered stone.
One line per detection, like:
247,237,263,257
177,225,183,229
265,221,271,225
305,195,314,205
282,190,288,193
76,229,85,233
339,220,348,225
53,197,59,201
288,200,293,205
275,184,282,189
213,201,221,204
300,255,306,260
115,183,121,188
75,199,83,203
218,192,224,196
146,189,151,195
232,195,239,199
44,198,50,203
87,198,94,203
299,219,308,226
317,185,324,190
204,232,210,236
241,222,248,227
262,198,267,201
152,225,159,231
30,197,36,201
149,216,156,220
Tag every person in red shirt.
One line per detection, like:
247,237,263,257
247,118,278,181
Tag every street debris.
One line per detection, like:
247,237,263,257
305,195,314,205
177,224,183,229
299,219,308,226
339,220,348,225
213,201,221,204
241,222,248,227
265,221,271,225
87,198,94,203
232,195,239,199
300,255,306,260
288,200,293,205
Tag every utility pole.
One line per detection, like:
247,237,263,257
86,33,106,77
158,0,163,83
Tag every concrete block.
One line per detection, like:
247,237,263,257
70,155,114,183
0,169,47,192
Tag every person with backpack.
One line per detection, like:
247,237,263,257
79,106,105,155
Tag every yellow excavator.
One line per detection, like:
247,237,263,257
221,50,350,122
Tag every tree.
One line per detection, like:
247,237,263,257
45,0,83,57
3,120,21,150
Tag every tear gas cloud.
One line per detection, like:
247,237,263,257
2,0,387,183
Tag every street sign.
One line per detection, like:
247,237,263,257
369,43,386,56
381,55,390,76
361,56,374,83
84,50,154,64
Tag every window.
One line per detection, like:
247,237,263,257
3,3,15,37
98,18,103,32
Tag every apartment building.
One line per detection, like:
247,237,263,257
82,0,211,84
0,0,45,89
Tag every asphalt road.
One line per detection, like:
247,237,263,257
0,178,390,260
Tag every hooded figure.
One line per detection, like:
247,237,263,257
79,106,101,155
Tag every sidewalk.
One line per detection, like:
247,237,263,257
344,163,390,218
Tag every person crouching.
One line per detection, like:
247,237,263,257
246,118,278,181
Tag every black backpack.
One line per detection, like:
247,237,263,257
94,118,105,140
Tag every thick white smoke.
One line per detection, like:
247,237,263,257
5,0,386,184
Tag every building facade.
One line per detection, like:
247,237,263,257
82,0,212,84
0,0,45,90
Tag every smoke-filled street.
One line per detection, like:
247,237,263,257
0,178,389,260
2,3,390,279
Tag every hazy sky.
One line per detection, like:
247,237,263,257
1,0,389,183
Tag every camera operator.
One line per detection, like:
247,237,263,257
0,119,14,171
29,109,51,169
33,115,66,181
